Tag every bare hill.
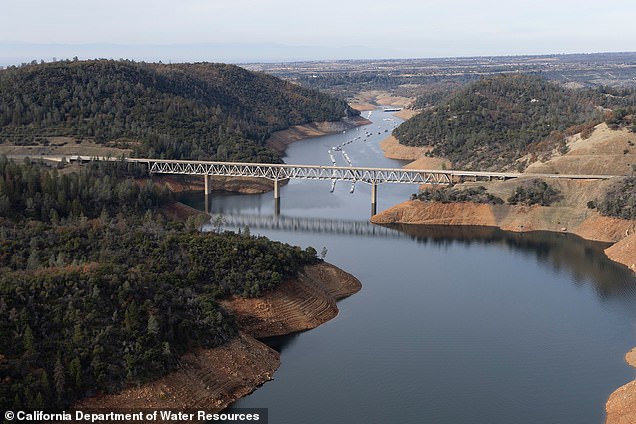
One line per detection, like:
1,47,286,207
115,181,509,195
524,123,636,176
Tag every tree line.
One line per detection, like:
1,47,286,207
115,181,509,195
0,60,357,162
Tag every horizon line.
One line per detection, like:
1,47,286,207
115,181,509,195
1,42,636,66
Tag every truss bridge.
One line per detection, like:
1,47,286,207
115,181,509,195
65,156,618,216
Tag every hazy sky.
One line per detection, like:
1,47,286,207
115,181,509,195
1,0,635,63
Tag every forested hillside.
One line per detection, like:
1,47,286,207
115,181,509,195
393,74,602,170
0,158,318,411
0,60,357,162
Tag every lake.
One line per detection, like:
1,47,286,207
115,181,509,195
182,109,636,424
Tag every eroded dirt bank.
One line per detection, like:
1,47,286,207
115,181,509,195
74,333,280,413
605,348,636,424
75,262,361,414
221,262,362,338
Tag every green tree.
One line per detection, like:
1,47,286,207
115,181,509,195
53,356,65,401
23,324,35,355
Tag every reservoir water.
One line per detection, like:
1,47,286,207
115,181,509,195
183,110,636,424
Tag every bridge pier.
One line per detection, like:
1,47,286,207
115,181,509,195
371,182,377,216
204,174,210,214
273,179,280,216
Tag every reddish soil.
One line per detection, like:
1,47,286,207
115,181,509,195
221,263,361,338
605,348,636,424
75,333,279,414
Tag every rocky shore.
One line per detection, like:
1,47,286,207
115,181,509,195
605,348,636,424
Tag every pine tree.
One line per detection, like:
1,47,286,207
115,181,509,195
53,356,65,401
23,324,34,354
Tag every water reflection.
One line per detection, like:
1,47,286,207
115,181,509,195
202,213,409,239
198,205,636,300
258,333,302,353
386,223,636,299
198,206,636,300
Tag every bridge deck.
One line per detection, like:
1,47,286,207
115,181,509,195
84,157,618,185
17,154,621,216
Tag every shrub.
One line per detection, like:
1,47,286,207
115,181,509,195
415,185,504,204
507,179,561,206
595,177,636,220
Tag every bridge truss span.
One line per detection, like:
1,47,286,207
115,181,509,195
68,157,618,216
137,159,509,186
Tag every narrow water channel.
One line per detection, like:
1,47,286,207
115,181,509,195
181,109,636,424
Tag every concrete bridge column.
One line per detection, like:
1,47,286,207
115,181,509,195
273,179,280,216
371,182,377,216
204,174,210,214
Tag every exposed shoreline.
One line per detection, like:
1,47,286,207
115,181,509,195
605,348,636,424
75,262,361,414
78,109,635,420
378,128,636,282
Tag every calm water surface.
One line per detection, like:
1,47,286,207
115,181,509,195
183,110,636,424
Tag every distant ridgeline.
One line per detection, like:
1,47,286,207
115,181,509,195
393,74,604,171
0,60,358,162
